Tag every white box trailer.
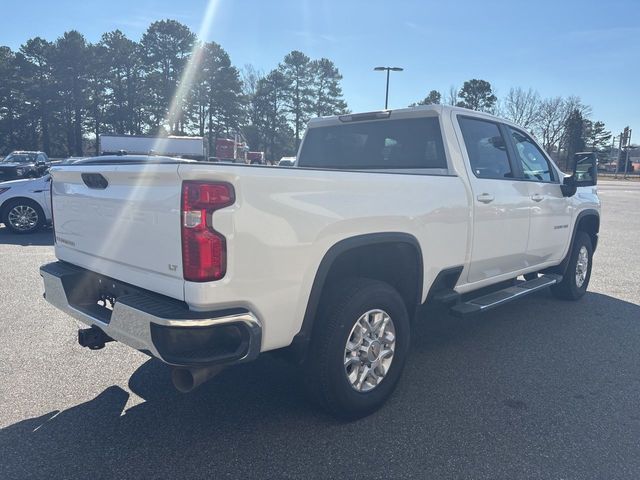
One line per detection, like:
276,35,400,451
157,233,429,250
99,134,206,160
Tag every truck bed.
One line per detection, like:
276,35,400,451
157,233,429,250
50,161,469,350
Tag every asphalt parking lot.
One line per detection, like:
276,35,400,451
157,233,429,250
0,180,639,480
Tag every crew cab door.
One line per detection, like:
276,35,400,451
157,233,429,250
504,126,572,264
456,116,530,283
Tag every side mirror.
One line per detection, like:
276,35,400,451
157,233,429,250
561,153,597,197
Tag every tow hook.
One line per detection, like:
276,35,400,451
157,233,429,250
78,326,114,350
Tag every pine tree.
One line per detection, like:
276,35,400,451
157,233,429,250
52,30,89,156
564,109,586,163
457,79,497,112
100,30,145,135
0,47,22,153
85,43,109,155
279,51,314,149
410,90,441,106
584,120,611,151
139,20,196,134
17,38,57,154
311,58,347,117
252,69,294,162
190,42,245,153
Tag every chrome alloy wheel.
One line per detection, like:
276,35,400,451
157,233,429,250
575,245,589,288
8,205,39,232
344,309,396,392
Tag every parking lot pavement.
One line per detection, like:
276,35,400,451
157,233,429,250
0,180,639,480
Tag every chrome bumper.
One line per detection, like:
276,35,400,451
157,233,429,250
40,262,262,367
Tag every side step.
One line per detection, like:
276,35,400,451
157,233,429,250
450,274,562,317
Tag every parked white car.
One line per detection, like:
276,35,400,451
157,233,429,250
0,175,52,233
278,156,296,166
0,155,190,234
40,105,600,419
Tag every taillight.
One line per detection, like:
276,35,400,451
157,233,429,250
181,181,235,282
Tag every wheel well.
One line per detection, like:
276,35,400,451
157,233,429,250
576,213,599,251
322,242,422,312
544,210,600,277
0,197,43,220
279,233,424,364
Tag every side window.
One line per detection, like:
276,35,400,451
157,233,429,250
508,128,554,182
458,117,512,179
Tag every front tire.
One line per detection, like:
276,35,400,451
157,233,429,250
303,278,411,420
551,231,593,300
2,199,45,234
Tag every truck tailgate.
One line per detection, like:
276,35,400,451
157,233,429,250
50,164,185,300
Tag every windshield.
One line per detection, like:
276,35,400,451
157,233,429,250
2,153,37,164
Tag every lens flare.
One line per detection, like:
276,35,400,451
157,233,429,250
154,0,220,148
86,0,221,277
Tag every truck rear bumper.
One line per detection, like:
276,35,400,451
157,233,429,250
40,262,262,367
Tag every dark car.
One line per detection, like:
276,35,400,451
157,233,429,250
0,151,50,182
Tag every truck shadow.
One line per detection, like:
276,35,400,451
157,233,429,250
1,291,639,479
0,225,54,246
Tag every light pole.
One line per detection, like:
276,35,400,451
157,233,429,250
374,66,403,109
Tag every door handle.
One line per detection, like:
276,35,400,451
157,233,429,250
531,193,544,202
476,193,494,204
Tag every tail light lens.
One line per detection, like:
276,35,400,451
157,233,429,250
181,181,235,282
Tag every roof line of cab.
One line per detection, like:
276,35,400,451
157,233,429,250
307,104,509,128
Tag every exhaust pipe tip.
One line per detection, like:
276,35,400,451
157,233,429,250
171,368,196,393
171,365,223,393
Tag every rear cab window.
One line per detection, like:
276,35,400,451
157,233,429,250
457,116,513,180
298,116,448,173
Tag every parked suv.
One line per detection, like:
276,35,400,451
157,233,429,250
0,151,50,181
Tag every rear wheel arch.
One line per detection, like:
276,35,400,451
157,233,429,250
291,233,423,358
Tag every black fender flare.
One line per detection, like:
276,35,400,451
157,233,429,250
290,232,423,355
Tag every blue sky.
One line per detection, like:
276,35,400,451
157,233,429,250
2,0,639,137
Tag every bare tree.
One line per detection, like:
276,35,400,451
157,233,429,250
240,63,263,99
534,95,592,161
535,96,567,154
445,85,458,106
502,87,540,129
241,63,264,127
564,95,591,118
557,96,590,155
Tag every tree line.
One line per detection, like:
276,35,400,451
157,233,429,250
411,80,613,168
0,19,348,161
0,18,615,166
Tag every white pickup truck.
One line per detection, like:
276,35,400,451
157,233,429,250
41,105,600,419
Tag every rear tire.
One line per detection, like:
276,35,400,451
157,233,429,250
2,199,45,234
303,278,411,420
551,231,593,301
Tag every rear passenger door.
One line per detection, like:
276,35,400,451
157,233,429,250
504,127,572,265
456,116,531,284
